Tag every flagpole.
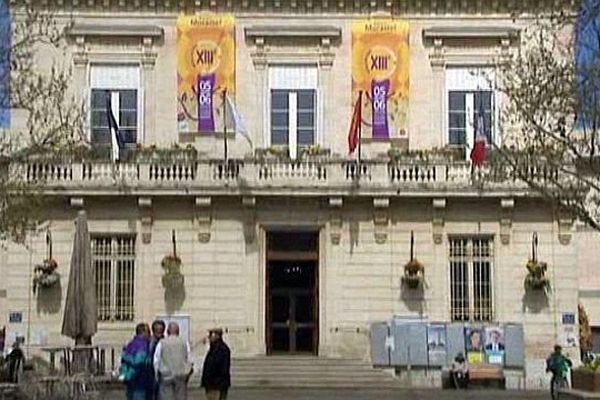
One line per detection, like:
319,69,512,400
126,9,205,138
223,89,228,161
357,90,362,164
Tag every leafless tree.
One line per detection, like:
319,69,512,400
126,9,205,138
493,0,600,231
0,5,85,243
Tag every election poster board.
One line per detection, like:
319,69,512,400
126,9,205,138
465,326,484,364
484,326,505,365
427,323,447,366
177,14,235,134
351,19,409,140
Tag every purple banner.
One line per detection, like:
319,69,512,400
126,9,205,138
197,73,215,132
371,79,390,139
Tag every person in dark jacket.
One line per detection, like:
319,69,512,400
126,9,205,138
201,328,231,400
149,320,166,400
4,339,25,383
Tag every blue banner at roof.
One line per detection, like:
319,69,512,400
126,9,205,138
576,0,600,129
0,0,9,129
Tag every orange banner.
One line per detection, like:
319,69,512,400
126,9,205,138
352,20,409,139
177,14,235,134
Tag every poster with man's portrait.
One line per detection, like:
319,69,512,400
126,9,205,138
465,326,484,364
484,326,505,364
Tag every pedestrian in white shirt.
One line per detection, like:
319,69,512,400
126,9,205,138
153,322,193,400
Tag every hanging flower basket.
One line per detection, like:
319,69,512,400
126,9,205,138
161,254,184,289
524,259,550,291
33,259,60,293
402,259,424,289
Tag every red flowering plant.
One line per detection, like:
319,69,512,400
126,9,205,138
161,254,184,289
33,259,60,293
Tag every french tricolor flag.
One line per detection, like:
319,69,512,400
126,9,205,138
470,106,487,167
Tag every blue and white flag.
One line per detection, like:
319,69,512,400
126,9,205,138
106,92,122,162
224,94,252,147
0,0,10,129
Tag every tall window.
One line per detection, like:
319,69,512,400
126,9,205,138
92,235,136,322
449,236,493,322
90,65,140,158
268,65,318,158
446,68,495,153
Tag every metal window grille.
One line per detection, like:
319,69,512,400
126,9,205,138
92,235,136,322
449,236,493,322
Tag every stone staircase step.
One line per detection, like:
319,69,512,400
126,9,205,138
229,357,400,388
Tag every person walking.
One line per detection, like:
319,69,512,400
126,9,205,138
153,322,193,400
201,328,231,400
547,345,572,399
149,320,166,400
119,323,153,400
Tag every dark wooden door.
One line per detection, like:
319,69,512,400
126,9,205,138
270,287,315,353
266,231,319,355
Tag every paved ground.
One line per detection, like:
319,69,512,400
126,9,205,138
105,388,550,399
205,389,549,400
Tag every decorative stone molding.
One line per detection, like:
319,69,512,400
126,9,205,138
373,197,389,244
557,209,574,245
69,197,85,209
194,196,212,243
500,197,514,245
242,196,257,244
138,197,153,244
67,23,163,68
11,0,568,14
430,38,444,70
245,25,341,69
329,197,343,245
432,198,446,244
423,26,520,68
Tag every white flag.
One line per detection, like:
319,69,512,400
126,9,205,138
225,94,252,147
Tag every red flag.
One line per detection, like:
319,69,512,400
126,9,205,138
348,91,362,154
470,108,487,166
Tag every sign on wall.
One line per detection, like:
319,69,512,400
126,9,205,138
156,314,191,345
484,326,505,365
465,326,484,364
177,14,235,134
351,20,409,140
427,323,447,366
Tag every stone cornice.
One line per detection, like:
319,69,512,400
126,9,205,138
68,22,162,66
245,25,341,40
423,26,520,41
68,23,164,38
9,0,575,16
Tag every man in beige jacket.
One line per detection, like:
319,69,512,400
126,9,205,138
153,322,193,400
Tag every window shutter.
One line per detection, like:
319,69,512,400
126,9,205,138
83,86,91,141
138,86,144,144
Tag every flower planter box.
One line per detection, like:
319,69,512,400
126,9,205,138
572,369,600,392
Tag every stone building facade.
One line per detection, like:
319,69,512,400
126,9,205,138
0,0,587,389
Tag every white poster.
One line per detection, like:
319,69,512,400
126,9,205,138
156,314,191,345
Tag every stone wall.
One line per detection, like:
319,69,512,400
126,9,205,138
2,196,579,388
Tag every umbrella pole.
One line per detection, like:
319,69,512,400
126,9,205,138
26,234,33,358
